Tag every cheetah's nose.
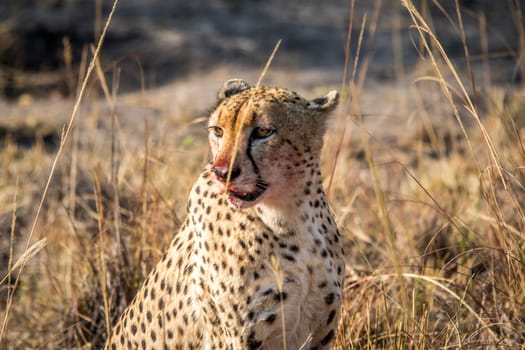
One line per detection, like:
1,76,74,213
212,165,241,182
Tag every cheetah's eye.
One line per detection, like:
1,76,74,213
251,127,274,140
208,126,224,138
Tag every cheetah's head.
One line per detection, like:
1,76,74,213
208,79,338,210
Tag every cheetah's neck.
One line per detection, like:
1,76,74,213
254,168,330,235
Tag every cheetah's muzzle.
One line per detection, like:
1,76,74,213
226,178,268,205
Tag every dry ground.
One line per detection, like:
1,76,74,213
1,0,525,349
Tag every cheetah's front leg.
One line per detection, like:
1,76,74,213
241,276,312,350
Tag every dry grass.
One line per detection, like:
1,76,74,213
1,0,525,349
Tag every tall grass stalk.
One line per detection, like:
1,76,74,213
0,0,120,344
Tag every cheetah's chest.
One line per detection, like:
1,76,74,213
187,178,343,348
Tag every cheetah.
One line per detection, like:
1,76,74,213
105,79,345,350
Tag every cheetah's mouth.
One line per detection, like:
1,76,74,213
227,179,269,203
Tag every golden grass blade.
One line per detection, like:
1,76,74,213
326,0,355,195
401,273,500,343
227,39,282,186
454,0,478,106
346,272,500,344
0,0,120,343
402,0,506,189
93,173,112,342
351,14,367,88
93,45,113,105
351,10,410,327
24,0,120,253
6,177,17,289
0,238,47,338
268,254,287,350
255,39,282,88
0,239,48,287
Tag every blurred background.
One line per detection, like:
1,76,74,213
1,1,525,348
0,0,522,99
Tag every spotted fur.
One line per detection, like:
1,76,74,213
105,79,345,350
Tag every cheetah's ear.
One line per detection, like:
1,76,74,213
218,79,251,101
307,90,339,112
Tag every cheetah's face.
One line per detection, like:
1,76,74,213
207,79,338,210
